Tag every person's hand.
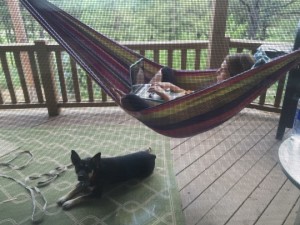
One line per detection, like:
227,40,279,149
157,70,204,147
149,84,165,94
149,84,171,101
185,90,193,94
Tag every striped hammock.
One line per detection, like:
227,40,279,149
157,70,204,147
21,0,300,138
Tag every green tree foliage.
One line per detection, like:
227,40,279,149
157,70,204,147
226,14,248,39
1,0,300,43
27,0,211,42
228,0,300,40
0,1,15,43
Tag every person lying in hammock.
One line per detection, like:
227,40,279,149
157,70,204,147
117,53,255,111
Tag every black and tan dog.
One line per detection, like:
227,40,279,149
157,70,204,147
57,149,156,209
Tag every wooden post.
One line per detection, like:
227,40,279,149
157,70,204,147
276,21,300,140
35,40,60,116
207,0,229,69
6,0,35,99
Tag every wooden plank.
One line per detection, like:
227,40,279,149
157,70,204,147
28,50,44,103
171,109,254,156
237,47,243,53
185,128,280,225
70,57,81,102
194,49,201,70
258,92,267,106
55,51,68,102
58,102,116,108
86,75,94,102
170,108,251,151
192,133,281,225
123,40,208,50
248,103,281,113
101,89,107,102
153,49,159,63
181,49,187,70
172,112,245,173
181,118,278,225
0,90,3,104
13,51,30,103
176,111,274,192
283,197,300,225
139,49,145,56
0,52,17,104
167,49,173,68
0,103,46,109
255,180,300,225
225,163,286,225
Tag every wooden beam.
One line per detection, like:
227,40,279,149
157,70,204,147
207,0,229,69
34,40,60,116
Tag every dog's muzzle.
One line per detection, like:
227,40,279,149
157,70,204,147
77,170,89,183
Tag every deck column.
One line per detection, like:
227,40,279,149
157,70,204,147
35,40,60,116
207,0,229,69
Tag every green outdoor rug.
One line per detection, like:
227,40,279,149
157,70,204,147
0,108,184,225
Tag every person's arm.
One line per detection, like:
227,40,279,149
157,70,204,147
149,85,171,101
156,82,185,93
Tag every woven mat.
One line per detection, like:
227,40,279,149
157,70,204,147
0,108,184,225
0,139,19,157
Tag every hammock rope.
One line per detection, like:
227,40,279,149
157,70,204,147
20,0,300,138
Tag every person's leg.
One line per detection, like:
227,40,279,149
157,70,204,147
121,94,150,111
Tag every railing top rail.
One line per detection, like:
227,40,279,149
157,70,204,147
0,39,293,51
0,42,62,51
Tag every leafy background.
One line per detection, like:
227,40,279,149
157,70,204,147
1,0,300,44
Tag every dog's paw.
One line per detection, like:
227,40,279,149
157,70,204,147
62,200,74,210
57,196,68,206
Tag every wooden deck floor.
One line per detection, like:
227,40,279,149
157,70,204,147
171,108,300,225
1,107,299,225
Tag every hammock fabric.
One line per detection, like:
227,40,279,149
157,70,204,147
20,0,300,138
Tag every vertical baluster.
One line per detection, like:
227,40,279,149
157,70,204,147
55,51,68,102
237,47,243,53
181,49,187,70
70,57,81,102
258,92,267,106
86,75,94,102
154,49,159,63
28,50,44,103
0,87,3,104
101,89,107,102
195,49,201,70
140,50,145,56
13,51,30,103
167,49,173,68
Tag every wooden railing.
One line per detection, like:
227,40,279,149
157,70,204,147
0,39,291,115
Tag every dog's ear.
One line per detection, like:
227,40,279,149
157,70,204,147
92,152,101,168
71,150,81,165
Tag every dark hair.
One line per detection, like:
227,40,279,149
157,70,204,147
121,94,150,111
161,67,176,84
225,53,255,77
